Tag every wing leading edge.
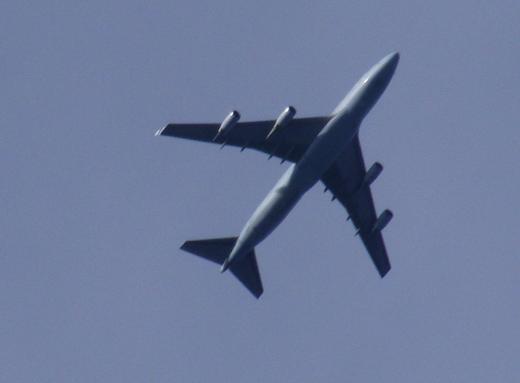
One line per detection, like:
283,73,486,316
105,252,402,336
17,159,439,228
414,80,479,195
156,117,329,163
321,135,391,277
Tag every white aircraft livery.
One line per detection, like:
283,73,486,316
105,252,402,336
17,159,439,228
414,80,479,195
156,52,400,298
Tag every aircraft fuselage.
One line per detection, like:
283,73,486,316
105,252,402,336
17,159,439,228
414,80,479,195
221,52,399,271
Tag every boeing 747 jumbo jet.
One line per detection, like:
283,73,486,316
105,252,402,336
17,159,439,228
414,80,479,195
156,52,400,298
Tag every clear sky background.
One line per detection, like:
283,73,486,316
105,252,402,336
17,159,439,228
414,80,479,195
1,1,519,382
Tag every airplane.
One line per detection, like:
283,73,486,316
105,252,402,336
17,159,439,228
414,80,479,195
156,52,400,298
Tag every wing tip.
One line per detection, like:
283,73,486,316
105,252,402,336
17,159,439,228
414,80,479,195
253,288,264,299
378,264,391,278
155,125,168,137
179,240,194,255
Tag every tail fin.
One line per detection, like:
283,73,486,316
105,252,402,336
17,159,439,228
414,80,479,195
181,237,264,298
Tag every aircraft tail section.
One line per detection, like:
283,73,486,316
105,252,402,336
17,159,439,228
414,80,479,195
181,237,264,298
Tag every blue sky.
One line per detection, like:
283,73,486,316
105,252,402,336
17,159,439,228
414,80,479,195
1,1,519,381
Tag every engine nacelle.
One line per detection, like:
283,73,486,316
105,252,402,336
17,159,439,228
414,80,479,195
363,162,383,186
267,106,296,139
372,209,393,233
214,110,240,140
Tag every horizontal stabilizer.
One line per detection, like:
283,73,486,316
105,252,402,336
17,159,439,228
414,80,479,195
229,252,263,298
181,237,263,298
181,237,237,265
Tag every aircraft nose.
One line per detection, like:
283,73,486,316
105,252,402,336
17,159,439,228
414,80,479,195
372,51,399,84
389,51,400,67
382,51,400,73
389,51,400,63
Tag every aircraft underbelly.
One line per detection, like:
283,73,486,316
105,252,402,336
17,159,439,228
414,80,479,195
235,165,305,254
296,113,357,180
232,116,357,261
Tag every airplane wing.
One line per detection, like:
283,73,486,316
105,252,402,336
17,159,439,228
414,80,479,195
156,116,329,163
321,135,391,277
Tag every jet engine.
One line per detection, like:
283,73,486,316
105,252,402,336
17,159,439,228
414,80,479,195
214,110,240,140
372,209,393,233
363,162,383,186
267,106,296,139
